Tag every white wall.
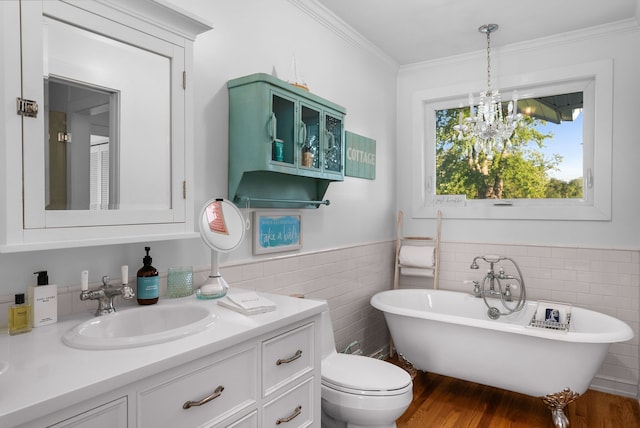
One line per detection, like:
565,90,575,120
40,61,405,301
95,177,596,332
0,0,398,294
185,0,398,254
397,22,640,249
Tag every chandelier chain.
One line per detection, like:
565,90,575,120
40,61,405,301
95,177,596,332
486,30,492,93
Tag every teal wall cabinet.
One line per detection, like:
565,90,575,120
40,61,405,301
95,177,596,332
228,73,346,208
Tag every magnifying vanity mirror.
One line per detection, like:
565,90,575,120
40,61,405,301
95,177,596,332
197,198,246,299
0,0,212,252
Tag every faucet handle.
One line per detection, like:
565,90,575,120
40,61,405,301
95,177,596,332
121,285,135,300
464,280,482,297
102,276,110,287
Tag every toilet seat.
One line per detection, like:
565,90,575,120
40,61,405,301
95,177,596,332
321,353,412,396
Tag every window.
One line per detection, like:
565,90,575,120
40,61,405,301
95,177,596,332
436,91,584,200
411,60,612,221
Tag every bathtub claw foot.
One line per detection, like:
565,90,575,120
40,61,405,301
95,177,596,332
397,354,418,380
541,388,580,428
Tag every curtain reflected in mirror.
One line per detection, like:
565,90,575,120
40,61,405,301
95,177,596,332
45,78,119,210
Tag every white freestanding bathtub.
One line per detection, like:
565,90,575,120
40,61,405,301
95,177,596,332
370,289,634,427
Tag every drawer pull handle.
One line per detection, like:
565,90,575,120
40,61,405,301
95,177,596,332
276,349,302,365
276,405,302,424
182,385,224,409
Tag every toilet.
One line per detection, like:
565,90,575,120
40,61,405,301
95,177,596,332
320,310,413,428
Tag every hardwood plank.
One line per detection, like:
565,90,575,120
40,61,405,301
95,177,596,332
392,363,640,428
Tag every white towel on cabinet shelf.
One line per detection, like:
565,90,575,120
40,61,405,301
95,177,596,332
398,245,435,268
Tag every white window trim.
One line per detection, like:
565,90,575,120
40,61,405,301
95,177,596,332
411,59,612,221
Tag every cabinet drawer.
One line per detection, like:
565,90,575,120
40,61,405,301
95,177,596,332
222,410,258,428
48,396,127,428
138,346,257,427
262,323,314,396
262,377,314,428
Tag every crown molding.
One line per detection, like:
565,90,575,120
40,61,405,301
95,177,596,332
400,18,640,73
287,0,398,69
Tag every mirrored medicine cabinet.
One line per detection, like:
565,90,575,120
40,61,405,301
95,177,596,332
0,0,212,252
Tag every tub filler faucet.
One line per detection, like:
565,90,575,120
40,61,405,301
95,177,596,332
469,255,527,319
80,275,135,316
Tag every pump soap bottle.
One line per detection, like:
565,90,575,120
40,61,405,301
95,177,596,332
137,246,159,305
9,293,31,335
28,270,58,327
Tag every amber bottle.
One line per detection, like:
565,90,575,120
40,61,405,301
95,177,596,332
136,246,159,305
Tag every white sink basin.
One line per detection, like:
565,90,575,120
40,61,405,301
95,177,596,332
62,303,215,350
0,361,8,376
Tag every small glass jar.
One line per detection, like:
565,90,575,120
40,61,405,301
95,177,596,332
166,266,194,298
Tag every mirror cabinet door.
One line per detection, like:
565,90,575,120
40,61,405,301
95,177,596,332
20,1,184,229
0,0,211,251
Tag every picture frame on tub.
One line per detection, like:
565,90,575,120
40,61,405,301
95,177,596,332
253,211,302,255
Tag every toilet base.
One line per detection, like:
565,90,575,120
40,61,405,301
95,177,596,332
321,386,410,428
321,406,397,428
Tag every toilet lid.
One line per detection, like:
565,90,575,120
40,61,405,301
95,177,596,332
322,354,412,396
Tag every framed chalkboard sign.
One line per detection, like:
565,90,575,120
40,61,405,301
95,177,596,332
253,211,302,255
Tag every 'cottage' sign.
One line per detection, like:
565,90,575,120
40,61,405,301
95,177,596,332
345,131,376,180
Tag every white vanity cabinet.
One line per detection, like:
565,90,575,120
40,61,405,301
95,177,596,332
135,321,318,428
0,0,212,252
12,309,322,428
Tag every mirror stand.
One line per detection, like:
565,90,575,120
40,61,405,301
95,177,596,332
196,249,229,300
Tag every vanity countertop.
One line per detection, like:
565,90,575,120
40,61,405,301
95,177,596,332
0,289,327,427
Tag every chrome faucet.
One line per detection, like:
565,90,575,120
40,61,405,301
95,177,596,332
468,255,527,319
469,256,516,298
80,275,135,316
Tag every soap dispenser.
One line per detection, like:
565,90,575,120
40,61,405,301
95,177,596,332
137,246,159,305
28,270,58,327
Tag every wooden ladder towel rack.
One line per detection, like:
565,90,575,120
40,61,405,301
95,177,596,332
389,209,442,357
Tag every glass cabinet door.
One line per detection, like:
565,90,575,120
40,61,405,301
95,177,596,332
271,93,295,165
300,104,320,170
324,113,343,174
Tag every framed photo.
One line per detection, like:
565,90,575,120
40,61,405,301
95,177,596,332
253,211,302,255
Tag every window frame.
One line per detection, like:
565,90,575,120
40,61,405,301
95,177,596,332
410,60,612,221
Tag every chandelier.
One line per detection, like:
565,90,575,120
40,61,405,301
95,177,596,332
454,24,522,155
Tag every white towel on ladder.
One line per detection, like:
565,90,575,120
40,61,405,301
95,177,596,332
399,245,435,268
400,267,434,277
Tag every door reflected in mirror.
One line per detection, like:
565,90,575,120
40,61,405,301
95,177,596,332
45,77,118,210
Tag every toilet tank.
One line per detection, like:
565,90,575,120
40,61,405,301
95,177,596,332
321,310,338,360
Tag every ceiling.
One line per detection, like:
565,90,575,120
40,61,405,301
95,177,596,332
314,0,640,65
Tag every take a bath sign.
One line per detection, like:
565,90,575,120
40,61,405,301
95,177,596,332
253,211,302,254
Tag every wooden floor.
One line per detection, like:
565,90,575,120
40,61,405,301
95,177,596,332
394,366,640,427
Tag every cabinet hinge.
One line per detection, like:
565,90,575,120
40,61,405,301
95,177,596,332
16,97,38,118
183,181,186,199
182,71,186,90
